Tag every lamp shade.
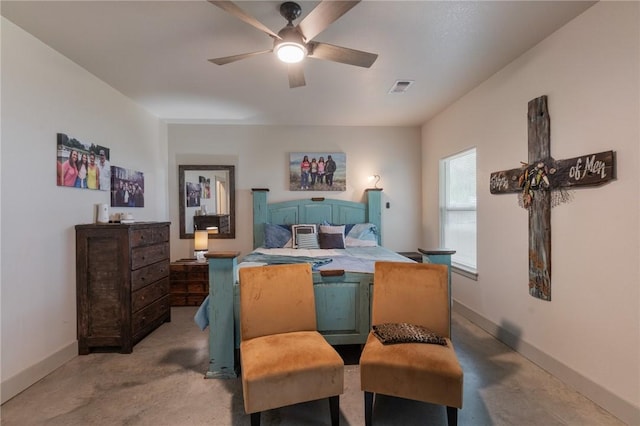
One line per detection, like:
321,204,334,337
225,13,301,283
194,230,208,251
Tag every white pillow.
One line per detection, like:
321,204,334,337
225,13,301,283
291,224,318,248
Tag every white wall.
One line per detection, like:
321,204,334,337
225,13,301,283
421,2,639,423
168,125,422,260
0,18,168,403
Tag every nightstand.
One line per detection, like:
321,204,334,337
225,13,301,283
169,259,208,306
397,251,423,263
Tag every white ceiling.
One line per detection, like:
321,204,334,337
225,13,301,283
1,1,596,126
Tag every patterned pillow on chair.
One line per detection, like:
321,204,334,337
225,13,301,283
372,323,447,346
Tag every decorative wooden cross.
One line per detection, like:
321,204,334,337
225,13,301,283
490,95,616,301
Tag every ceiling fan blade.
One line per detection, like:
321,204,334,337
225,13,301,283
208,49,272,65
297,0,360,41
308,42,378,68
208,1,280,39
288,63,306,88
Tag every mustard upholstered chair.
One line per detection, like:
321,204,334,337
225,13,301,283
238,263,344,426
360,262,463,426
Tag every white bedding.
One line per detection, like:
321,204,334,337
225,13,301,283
245,246,414,274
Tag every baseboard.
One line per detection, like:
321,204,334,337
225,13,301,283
453,300,640,426
1,341,78,404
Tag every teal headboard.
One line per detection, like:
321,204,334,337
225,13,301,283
252,189,383,249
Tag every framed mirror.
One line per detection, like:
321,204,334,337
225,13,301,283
179,165,235,239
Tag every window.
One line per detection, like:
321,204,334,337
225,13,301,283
440,148,477,275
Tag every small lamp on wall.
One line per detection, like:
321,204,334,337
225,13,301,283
368,174,381,189
194,230,208,263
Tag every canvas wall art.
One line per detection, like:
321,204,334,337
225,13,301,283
199,176,211,199
57,133,111,191
111,166,145,208
185,180,201,208
289,152,346,191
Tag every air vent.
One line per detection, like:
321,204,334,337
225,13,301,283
388,80,414,94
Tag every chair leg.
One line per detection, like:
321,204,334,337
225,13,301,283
446,406,457,426
250,412,260,426
329,395,340,425
364,391,374,426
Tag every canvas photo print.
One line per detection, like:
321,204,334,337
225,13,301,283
57,133,111,191
199,176,211,199
289,152,346,191
111,166,145,208
185,181,201,208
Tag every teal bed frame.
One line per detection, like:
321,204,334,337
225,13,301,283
203,189,453,379
204,189,382,378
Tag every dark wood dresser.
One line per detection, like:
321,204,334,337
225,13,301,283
169,259,209,306
75,222,171,354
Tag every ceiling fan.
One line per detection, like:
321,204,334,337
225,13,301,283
207,0,378,88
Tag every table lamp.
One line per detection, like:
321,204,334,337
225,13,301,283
194,230,208,263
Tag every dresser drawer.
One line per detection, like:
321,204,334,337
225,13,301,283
131,242,169,270
170,281,188,294
187,282,207,293
170,282,207,294
130,226,169,248
171,294,187,306
132,295,170,336
132,259,169,292
132,277,170,312
170,268,207,281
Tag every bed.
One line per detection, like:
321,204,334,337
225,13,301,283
199,189,454,379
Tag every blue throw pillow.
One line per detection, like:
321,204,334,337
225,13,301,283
263,223,292,248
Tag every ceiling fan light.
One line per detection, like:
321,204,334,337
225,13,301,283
276,42,307,63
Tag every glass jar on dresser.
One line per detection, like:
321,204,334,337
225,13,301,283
75,222,171,354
